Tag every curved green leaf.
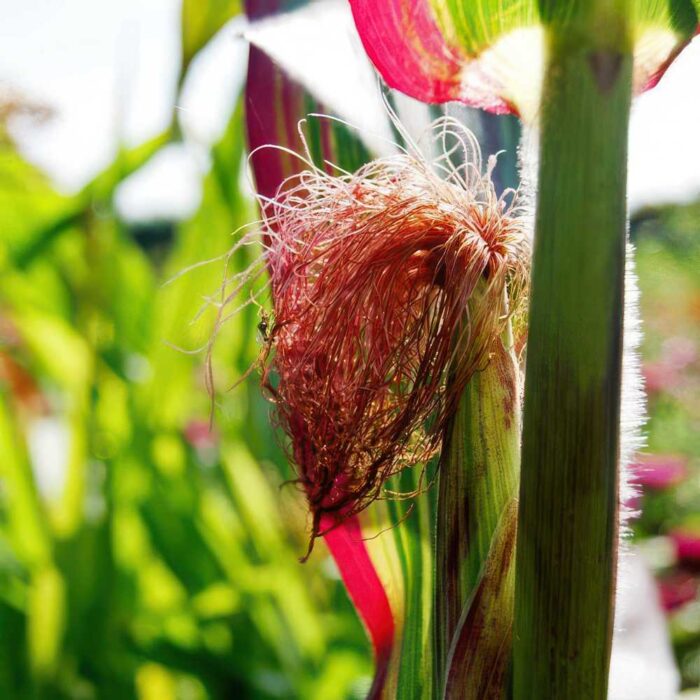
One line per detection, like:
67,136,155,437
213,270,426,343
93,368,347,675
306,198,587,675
435,328,521,697
350,0,698,119
182,0,242,75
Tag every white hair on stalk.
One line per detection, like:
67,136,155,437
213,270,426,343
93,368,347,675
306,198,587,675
619,242,646,536
612,245,647,629
607,246,679,700
612,243,645,630
516,130,645,540
518,127,652,667
516,123,539,214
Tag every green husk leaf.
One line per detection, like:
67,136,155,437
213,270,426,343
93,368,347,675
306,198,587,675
436,326,521,696
443,499,517,700
385,467,436,699
431,0,698,50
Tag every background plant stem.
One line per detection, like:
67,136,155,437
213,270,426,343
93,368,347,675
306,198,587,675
513,11,633,698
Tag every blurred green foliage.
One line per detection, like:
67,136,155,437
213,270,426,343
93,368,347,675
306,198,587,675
634,202,700,491
632,203,700,690
0,6,371,699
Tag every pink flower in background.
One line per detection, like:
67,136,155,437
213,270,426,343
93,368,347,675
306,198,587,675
184,419,219,451
664,336,698,371
657,571,698,611
643,361,681,395
643,336,697,395
631,455,688,490
671,531,700,565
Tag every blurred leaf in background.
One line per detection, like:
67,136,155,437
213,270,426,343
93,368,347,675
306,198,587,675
0,3,371,698
181,0,241,76
631,202,700,692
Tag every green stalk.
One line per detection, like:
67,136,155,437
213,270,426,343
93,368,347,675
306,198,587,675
513,5,633,698
435,322,521,697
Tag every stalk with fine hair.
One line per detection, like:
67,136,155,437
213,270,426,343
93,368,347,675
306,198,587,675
514,4,633,697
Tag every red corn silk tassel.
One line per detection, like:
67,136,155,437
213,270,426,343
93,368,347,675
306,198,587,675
259,119,529,545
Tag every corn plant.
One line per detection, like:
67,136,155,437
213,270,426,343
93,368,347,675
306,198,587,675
241,1,700,698
1,1,698,698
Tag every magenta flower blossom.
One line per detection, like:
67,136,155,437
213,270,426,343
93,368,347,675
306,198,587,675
643,361,682,395
630,454,688,490
657,570,698,611
671,530,700,566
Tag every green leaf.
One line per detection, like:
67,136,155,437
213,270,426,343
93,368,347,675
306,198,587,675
0,143,78,267
435,328,521,696
385,468,436,699
84,128,172,204
11,313,92,393
27,565,65,680
220,443,326,662
1,129,171,272
140,105,251,429
443,500,517,700
0,392,51,568
350,0,698,120
181,0,242,75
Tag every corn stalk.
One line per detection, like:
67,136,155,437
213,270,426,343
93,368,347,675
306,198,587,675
514,5,632,697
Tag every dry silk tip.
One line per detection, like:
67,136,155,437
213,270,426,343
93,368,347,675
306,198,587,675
219,117,531,555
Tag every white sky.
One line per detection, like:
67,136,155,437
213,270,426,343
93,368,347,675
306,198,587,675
628,37,700,210
0,0,698,219
1,0,180,188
